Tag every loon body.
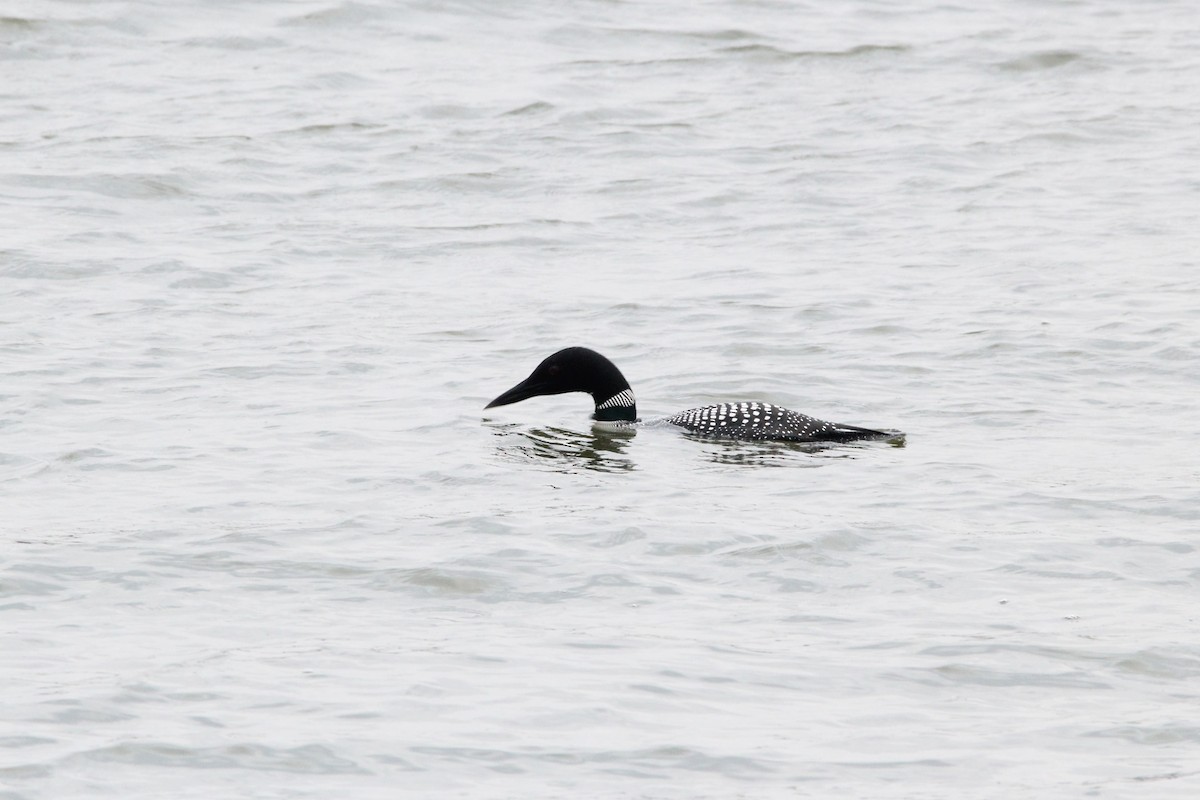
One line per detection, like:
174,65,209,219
484,347,899,444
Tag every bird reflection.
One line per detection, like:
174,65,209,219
691,430,905,467
485,422,637,473
485,422,902,471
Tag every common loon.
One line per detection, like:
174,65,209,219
484,347,900,443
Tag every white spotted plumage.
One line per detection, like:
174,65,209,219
662,402,845,442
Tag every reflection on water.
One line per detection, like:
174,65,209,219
486,422,904,471
486,423,638,473
690,434,903,467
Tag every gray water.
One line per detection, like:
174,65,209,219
4,1,1200,797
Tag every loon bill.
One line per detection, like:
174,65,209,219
484,347,901,444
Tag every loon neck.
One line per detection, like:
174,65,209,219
593,388,637,422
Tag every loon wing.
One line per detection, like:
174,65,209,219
663,402,893,443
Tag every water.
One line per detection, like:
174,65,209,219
4,1,1200,797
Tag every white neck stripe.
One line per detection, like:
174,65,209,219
596,389,636,410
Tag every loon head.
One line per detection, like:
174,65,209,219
484,347,638,422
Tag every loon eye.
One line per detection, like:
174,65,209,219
546,364,561,377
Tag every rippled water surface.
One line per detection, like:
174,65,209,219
4,1,1200,797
